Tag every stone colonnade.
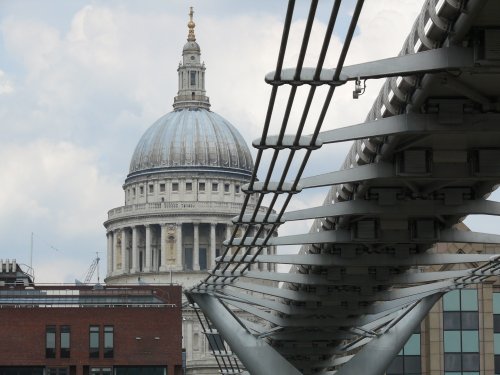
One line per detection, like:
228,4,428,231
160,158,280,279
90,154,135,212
106,222,277,277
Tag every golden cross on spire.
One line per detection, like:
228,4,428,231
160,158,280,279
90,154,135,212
187,6,196,41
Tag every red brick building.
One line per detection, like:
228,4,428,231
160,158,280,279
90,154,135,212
0,276,182,375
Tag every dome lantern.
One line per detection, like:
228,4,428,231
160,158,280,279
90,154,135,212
173,7,210,110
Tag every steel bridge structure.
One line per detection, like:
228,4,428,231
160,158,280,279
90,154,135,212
186,0,500,374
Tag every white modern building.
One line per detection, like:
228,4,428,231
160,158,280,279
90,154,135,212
104,9,273,375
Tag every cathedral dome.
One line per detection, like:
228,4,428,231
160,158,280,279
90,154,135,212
128,7,253,180
128,108,253,178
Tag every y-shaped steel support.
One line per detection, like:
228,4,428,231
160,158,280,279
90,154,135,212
336,293,442,375
191,293,302,375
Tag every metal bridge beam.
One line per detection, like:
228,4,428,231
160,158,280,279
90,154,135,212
218,253,497,267
336,293,442,375
254,113,500,148
190,293,302,375
226,229,500,247
265,46,476,85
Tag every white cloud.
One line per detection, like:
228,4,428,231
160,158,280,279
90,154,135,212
0,70,13,94
0,0,437,282
0,140,121,237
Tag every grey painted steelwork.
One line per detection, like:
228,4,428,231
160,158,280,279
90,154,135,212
265,46,475,84
187,0,500,374
194,293,302,375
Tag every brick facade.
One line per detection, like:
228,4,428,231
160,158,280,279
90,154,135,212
0,285,182,375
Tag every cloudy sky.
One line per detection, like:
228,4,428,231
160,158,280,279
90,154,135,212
1,0,497,283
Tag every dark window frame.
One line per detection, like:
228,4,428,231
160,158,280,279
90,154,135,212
104,326,114,359
60,325,70,358
46,325,56,359
443,289,480,373
386,330,421,375
89,325,100,359
47,368,69,375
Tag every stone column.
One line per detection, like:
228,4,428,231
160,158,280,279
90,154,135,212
176,223,183,270
131,226,138,273
121,229,128,272
160,223,168,271
113,230,119,275
210,223,216,269
107,232,113,276
193,222,200,271
145,225,152,272
225,223,233,256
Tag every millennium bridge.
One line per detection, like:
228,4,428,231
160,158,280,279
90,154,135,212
186,0,500,374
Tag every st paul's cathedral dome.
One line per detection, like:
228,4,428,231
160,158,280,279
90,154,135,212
128,109,253,178
104,8,274,375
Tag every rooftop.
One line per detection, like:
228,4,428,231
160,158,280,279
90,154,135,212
0,284,179,308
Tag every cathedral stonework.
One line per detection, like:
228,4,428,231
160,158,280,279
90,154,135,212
103,8,275,375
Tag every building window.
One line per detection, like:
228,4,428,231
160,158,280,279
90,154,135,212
172,182,179,192
114,368,165,375
224,183,230,193
89,326,100,358
149,185,154,193
235,185,240,193
139,186,144,195
199,182,205,191
47,369,68,375
60,326,70,358
199,248,207,270
184,248,193,270
443,289,479,374
206,332,225,352
46,325,56,358
190,71,196,86
90,368,112,375
160,183,165,192
132,188,136,197
386,329,421,374
104,326,114,358
212,183,218,192
186,182,192,191
493,292,500,374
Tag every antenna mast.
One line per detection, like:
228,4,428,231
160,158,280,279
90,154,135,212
30,232,33,269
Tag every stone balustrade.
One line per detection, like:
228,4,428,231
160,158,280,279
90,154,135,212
108,200,265,220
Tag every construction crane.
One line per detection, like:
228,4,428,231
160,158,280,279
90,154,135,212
83,252,100,284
